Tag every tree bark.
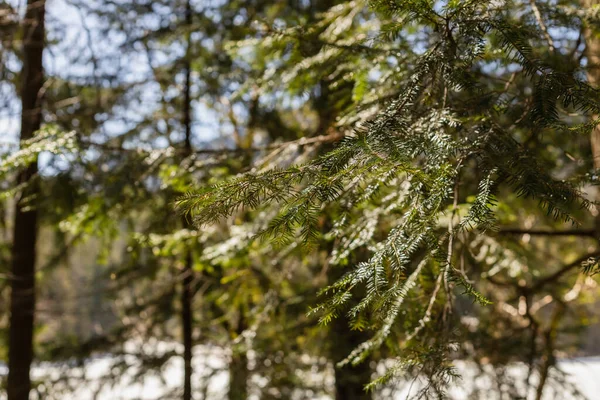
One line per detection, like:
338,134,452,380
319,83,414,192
329,311,373,400
228,313,249,400
181,251,194,400
583,0,600,170
327,264,372,400
7,1,45,399
327,262,372,400
228,351,249,400
181,1,194,399
311,6,373,389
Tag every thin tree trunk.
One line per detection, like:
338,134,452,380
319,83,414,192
534,304,563,400
181,1,194,399
7,1,45,399
181,252,194,400
228,313,249,400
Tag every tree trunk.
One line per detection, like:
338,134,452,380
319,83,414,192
7,1,45,399
181,1,194,399
228,351,248,400
327,264,372,400
228,313,249,400
584,0,600,171
181,251,194,400
313,23,372,394
328,315,373,400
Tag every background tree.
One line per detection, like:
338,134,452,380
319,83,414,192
5,1,46,398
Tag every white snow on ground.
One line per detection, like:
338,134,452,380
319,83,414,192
2,346,600,399
391,358,600,400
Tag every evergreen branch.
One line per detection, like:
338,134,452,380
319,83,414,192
338,257,428,367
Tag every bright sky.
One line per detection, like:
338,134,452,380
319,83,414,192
1,0,225,171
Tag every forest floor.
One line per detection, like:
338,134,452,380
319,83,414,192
1,344,598,399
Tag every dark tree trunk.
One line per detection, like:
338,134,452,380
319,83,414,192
180,2,194,399
327,264,373,400
181,251,194,400
333,364,373,400
7,1,45,399
228,313,249,400
584,0,600,171
328,308,373,400
311,10,372,390
228,351,249,400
